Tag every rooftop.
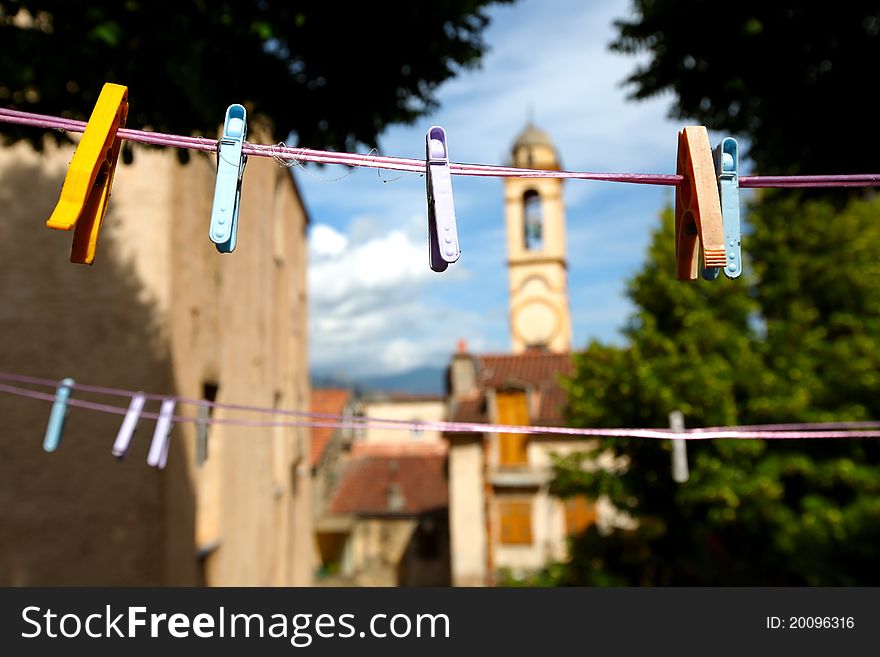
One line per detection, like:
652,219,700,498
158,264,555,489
309,388,351,468
449,351,573,426
328,452,448,516
512,122,556,150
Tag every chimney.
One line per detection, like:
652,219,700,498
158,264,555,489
448,340,478,397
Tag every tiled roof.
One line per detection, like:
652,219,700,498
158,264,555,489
381,393,445,403
328,453,448,516
537,386,569,425
310,388,351,467
449,393,485,424
478,352,573,389
449,351,573,425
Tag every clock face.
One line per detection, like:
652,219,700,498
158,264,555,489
514,300,558,345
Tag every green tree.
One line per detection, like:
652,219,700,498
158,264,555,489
550,200,880,585
0,0,512,154
612,1,880,175
543,2,880,585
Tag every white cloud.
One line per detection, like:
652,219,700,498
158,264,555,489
308,220,504,377
309,224,348,258
309,221,427,306
299,0,687,378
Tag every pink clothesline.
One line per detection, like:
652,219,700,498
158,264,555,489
2,107,879,188
2,374,879,440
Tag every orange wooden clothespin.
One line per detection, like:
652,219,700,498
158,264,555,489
674,126,726,280
46,83,128,265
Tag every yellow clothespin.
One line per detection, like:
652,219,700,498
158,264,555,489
674,126,726,280
46,83,128,265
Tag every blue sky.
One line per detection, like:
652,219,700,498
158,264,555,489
301,0,688,379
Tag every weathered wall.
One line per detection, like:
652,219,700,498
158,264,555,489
447,437,487,586
0,135,311,585
504,138,572,353
359,399,446,446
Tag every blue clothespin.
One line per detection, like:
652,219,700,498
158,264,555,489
702,137,742,280
112,392,146,460
209,104,248,253
425,126,460,272
43,378,75,452
147,398,176,469
716,138,742,279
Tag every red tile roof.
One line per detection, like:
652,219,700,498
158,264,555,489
449,351,573,425
328,453,448,516
449,393,485,424
310,388,351,467
478,352,573,389
383,393,445,403
536,386,569,426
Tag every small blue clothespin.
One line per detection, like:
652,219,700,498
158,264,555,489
716,138,742,279
112,392,146,460
147,398,176,469
43,378,75,452
209,104,248,253
425,126,460,272
702,137,742,280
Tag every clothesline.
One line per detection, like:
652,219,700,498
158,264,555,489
2,372,879,441
2,107,879,189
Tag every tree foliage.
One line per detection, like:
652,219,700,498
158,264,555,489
0,0,512,154
542,1,880,586
549,198,880,586
611,1,880,175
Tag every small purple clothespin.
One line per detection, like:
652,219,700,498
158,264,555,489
112,392,146,460
147,398,176,469
425,126,460,272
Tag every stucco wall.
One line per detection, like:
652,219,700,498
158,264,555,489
504,173,572,353
447,437,487,586
0,136,311,585
359,399,446,445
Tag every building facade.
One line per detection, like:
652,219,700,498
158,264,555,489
505,124,572,354
446,124,595,586
357,393,446,447
0,133,312,586
313,392,450,586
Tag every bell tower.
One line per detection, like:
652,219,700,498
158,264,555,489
504,123,571,353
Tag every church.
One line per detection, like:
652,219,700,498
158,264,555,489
310,122,599,587
444,122,596,586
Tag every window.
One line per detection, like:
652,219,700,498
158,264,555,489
498,499,533,545
416,516,440,559
197,382,219,467
497,390,529,467
523,190,543,250
564,495,597,536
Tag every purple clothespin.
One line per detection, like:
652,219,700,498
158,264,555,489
147,398,176,469
112,392,146,460
425,126,460,272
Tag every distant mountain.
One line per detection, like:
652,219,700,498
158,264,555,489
358,366,446,395
311,366,446,395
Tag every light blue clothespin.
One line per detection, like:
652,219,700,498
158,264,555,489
209,104,248,253
43,377,75,452
702,137,741,280
425,126,460,272
716,138,742,279
112,392,146,460
147,398,176,469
